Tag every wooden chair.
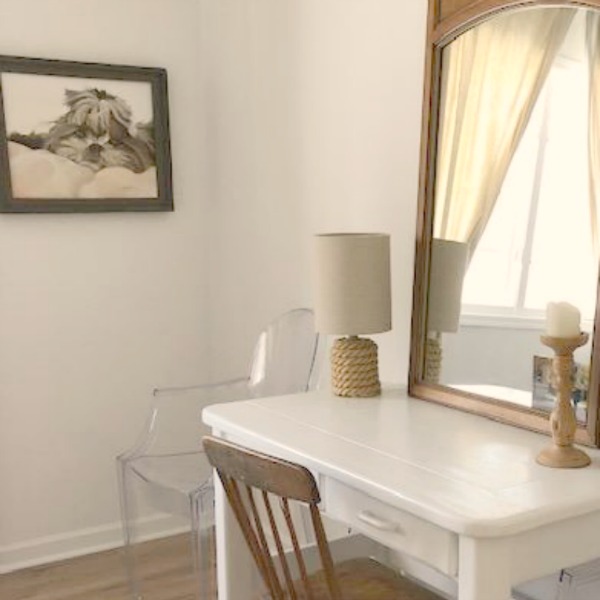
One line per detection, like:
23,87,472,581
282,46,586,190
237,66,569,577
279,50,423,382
203,436,444,600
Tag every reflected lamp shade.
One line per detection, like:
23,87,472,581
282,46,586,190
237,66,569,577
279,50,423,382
313,233,391,397
427,239,468,334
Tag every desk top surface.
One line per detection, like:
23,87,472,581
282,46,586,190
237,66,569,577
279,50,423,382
203,386,600,538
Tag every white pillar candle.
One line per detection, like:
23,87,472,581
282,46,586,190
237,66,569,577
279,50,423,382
545,302,581,338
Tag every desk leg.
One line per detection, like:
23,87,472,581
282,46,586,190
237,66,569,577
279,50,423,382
214,472,258,600
458,537,512,600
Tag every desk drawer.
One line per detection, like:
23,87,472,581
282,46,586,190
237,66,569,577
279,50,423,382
324,478,458,577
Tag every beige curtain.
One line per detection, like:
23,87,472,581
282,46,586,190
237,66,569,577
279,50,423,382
434,8,575,256
587,11,600,259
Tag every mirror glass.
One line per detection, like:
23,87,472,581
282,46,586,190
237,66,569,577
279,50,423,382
424,5,599,425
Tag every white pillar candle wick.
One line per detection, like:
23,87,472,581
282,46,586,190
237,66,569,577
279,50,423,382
545,302,581,338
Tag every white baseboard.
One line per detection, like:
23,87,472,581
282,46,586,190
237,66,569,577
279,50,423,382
0,514,187,575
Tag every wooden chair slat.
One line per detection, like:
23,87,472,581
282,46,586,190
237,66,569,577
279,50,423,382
223,476,283,599
310,504,342,600
262,491,298,600
245,485,285,598
281,497,315,600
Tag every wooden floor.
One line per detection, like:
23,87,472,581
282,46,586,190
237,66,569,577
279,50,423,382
0,534,216,600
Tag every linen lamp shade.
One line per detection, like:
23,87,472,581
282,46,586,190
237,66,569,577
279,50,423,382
313,233,391,336
427,239,467,333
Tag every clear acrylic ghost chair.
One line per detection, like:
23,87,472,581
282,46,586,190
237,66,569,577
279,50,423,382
556,559,600,599
117,308,322,600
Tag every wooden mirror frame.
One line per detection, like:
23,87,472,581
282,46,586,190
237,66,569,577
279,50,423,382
409,0,600,446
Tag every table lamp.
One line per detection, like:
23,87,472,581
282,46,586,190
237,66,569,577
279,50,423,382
313,233,391,397
425,239,468,383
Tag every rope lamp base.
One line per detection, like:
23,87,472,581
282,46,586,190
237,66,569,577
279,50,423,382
424,334,442,384
331,336,381,397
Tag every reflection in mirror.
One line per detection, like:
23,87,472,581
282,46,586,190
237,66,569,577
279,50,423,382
425,6,599,424
425,239,467,382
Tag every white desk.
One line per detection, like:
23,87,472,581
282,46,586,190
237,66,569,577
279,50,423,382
203,387,600,600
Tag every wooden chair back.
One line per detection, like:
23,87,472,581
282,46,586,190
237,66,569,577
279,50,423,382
203,436,342,600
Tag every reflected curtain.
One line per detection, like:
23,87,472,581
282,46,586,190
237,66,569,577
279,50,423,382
587,11,600,259
434,9,575,257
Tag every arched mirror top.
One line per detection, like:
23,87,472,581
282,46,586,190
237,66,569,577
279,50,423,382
434,0,600,45
409,0,600,446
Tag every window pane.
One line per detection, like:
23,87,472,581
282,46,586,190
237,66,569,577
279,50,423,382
524,61,596,319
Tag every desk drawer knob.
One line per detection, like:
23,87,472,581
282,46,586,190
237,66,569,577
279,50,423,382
357,510,400,532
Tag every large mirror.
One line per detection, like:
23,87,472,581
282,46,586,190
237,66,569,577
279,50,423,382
409,0,600,446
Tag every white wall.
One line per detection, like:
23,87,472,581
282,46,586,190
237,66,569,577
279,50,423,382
205,0,428,382
0,0,209,571
0,0,429,571
202,0,316,378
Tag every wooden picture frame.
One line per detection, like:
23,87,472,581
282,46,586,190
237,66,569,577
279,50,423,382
0,55,173,213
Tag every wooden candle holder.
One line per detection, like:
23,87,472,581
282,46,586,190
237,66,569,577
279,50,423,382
536,333,591,469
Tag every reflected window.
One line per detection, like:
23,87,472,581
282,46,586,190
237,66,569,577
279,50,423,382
462,41,596,320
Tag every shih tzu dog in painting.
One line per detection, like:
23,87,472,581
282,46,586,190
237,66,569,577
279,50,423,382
11,88,155,173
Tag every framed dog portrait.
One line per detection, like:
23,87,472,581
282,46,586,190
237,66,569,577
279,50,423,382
0,55,172,213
